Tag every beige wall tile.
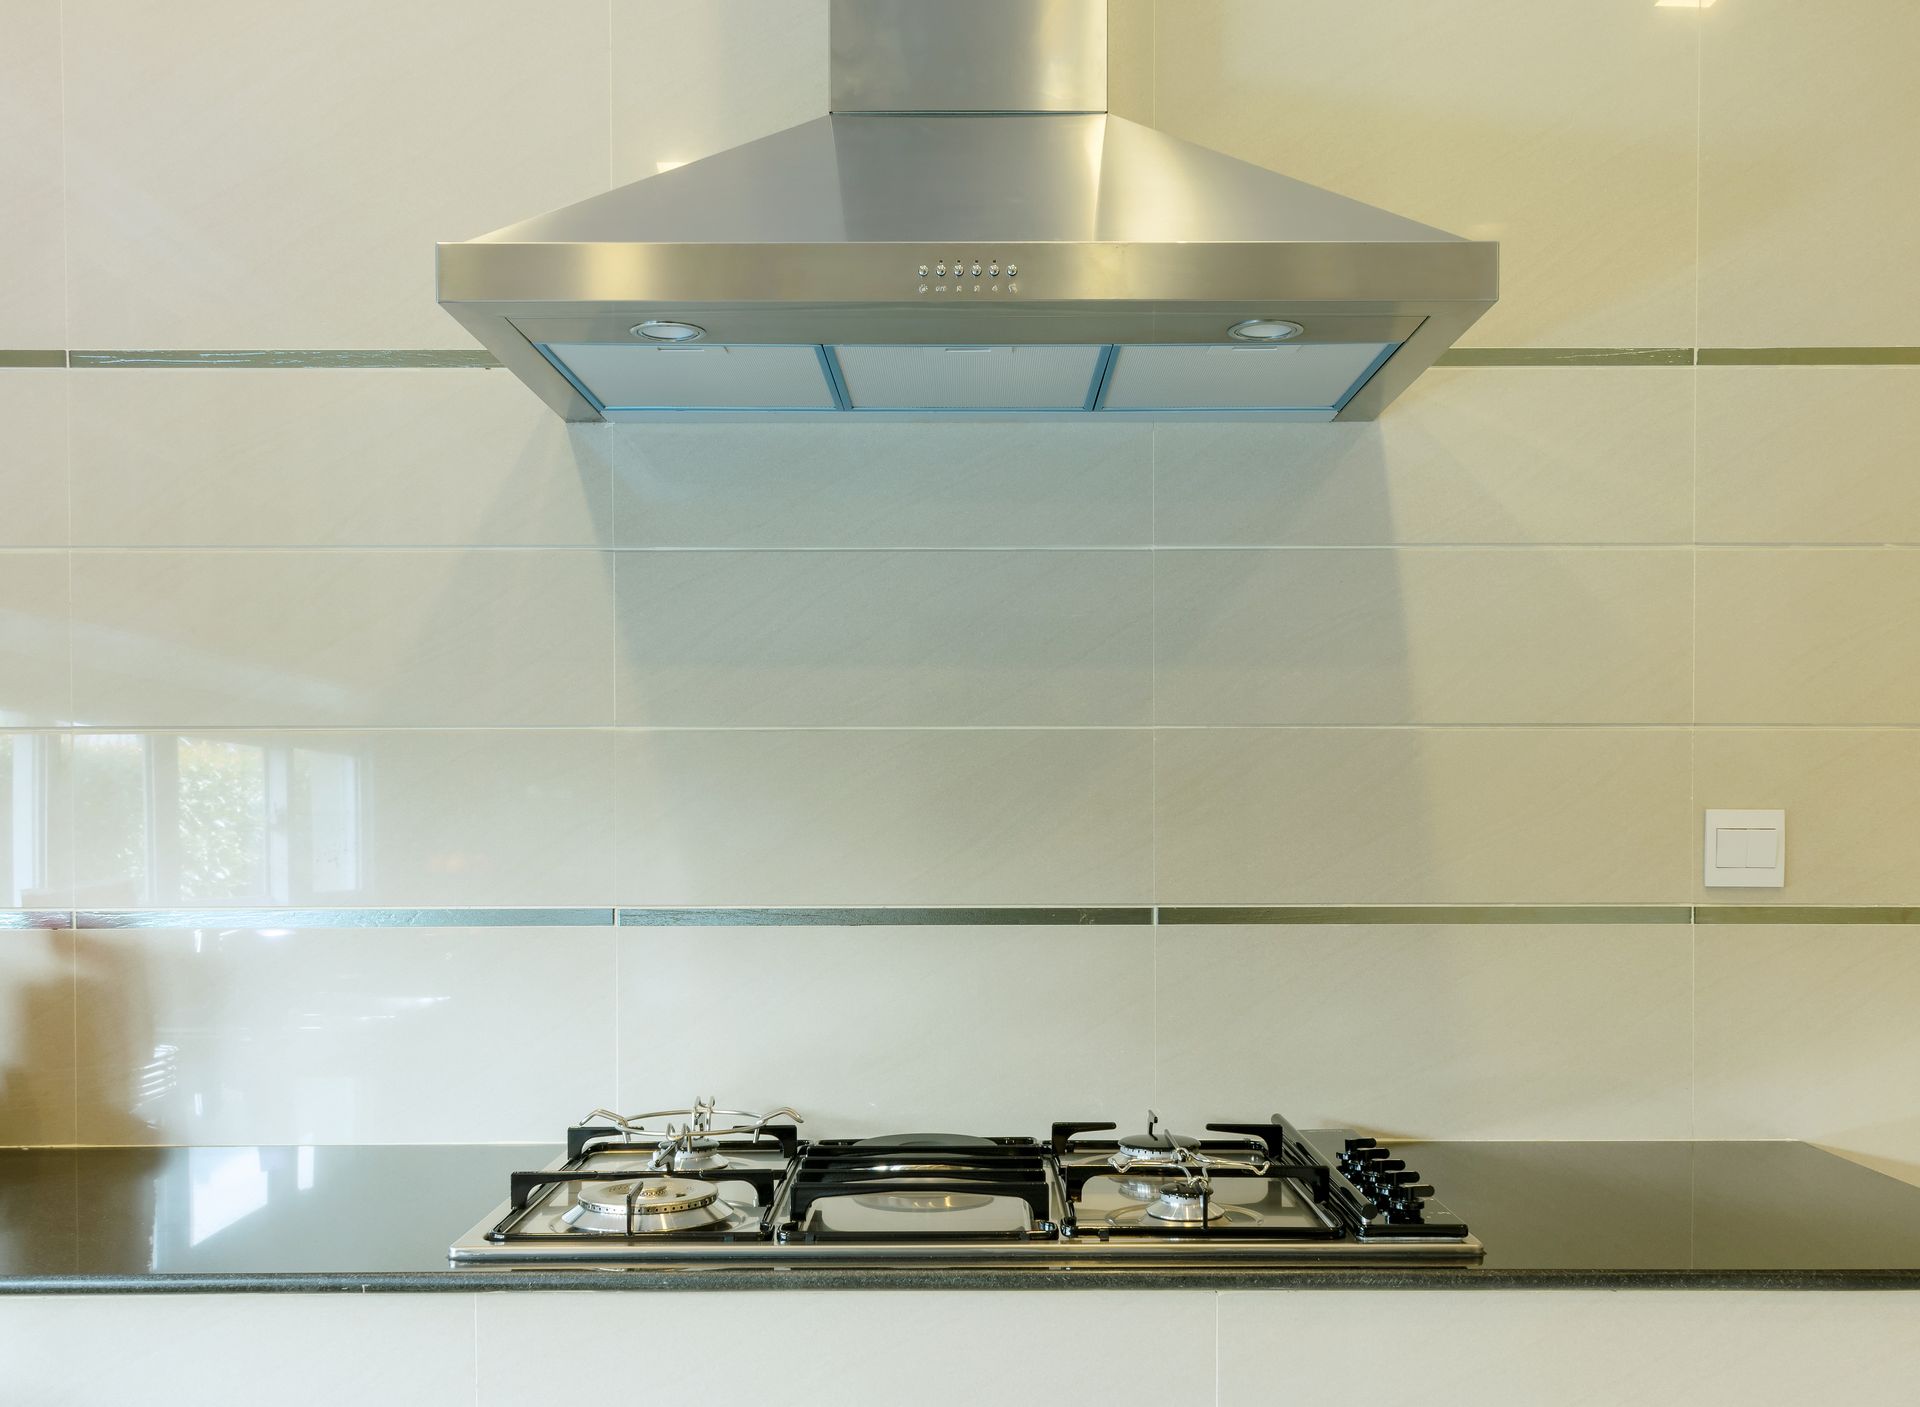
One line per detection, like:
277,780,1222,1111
614,421,1152,548
1700,0,1920,346
1156,728,1692,904
612,0,827,184
1699,369,1920,544
616,549,1152,726
1696,924,1920,1183
0,926,73,1144
1156,924,1690,1140
1154,548,1691,725
5,1294,475,1406
69,730,614,909
1694,730,1920,905
0,551,70,726
1696,550,1920,724
1218,1292,1920,1406
478,1292,1214,1406
73,925,614,1144
614,729,1151,905
0,1,64,347
1105,0,1155,124
70,371,612,547
618,925,1153,1135
61,0,610,348
0,732,70,909
1153,369,1693,546
1153,1,1699,348
70,550,614,727
0,370,67,547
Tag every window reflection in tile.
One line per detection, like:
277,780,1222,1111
70,730,611,909
74,734,361,906
1,733,64,908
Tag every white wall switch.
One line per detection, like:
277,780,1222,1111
1704,809,1786,888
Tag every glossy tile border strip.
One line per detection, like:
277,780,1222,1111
1693,906,1920,925
3,905,1915,929
619,907,1150,926
1158,905,1691,925
68,907,613,929
1437,348,1693,367
64,350,500,369
1439,348,1920,367
3,349,1919,371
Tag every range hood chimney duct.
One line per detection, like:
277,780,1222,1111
437,0,1497,422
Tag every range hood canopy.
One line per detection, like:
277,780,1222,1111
437,0,1497,422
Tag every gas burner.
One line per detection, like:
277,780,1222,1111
1104,1187,1264,1230
561,1175,757,1236
1111,1110,1200,1166
583,1097,802,1175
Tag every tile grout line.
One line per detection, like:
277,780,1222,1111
28,723,1920,735
58,0,78,1148
21,543,1920,553
1149,419,1159,1112
1689,0,1704,1144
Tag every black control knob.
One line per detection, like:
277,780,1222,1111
1343,1137,1378,1153
1380,1169,1422,1189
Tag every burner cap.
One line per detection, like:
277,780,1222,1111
1144,1184,1227,1225
1116,1128,1200,1157
574,1177,718,1219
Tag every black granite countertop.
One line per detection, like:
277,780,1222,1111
6,1140,1920,1293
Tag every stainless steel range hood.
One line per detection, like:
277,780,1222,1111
437,0,1497,423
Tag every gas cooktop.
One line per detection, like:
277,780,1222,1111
450,1101,1482,1268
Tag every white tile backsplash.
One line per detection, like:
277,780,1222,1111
0,925,74,1144
70,371,612,548
1156,924,1692,1140
0,370,67,547
1699,368,1920,543
73,925,615,1144
0,551,71,726
1152,0,1700,348
0,0,64,348
1154,548,1691,725
69,550,615,727
60,0,611,348
1156,728,1693,905
69,730,615,909
613,728,1151,906
1696,550,1920,724
610,0,829,185
614,421,1153,548
1152,369,1695,547
3,0,1919,1162
615,549,1153,726
617,924,1153,1133
1700,0,1920,346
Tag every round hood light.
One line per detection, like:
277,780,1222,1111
631,320,706,342
1228,319,1305,342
